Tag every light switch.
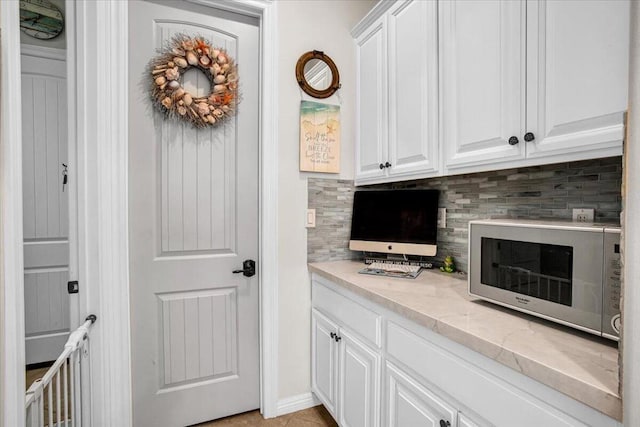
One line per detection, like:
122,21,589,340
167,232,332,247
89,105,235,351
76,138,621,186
306,209,316,228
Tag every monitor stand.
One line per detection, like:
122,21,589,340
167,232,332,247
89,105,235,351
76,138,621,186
385,254,408,263
362,253,434,269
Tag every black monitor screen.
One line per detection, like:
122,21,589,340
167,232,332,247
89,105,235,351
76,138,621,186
350,190,439,244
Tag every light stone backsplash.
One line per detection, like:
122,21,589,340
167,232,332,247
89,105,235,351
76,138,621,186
308,156,623,272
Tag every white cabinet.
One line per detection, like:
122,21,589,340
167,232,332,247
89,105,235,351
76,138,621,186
353,0,629,183
387,0,439,179
441,0,629,174
440,0,526,170
458,413,483,427
312,308,380,427
525,0,629,160
355,0,439,185
311,274,620,427
339,329,381,427
355,15,387,182
385,362,456,427
312,309,339,418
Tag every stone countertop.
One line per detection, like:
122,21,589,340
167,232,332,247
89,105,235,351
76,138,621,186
308,260,621,421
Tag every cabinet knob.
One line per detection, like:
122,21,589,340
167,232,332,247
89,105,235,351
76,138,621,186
508,136,519,145
379,163,385,170
385,162,392,168
335,335,342,342
439,420,451,427
524,132,535,142
330,332,336,339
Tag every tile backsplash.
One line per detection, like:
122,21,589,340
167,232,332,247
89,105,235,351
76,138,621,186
308,157,622,272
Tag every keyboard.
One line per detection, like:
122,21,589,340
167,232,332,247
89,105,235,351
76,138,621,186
360,262,422,279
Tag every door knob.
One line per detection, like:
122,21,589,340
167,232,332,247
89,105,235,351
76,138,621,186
524,132,535,142
233,259,256,277
508,136,519,145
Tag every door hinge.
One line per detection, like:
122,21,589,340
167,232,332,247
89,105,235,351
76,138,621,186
68,280,79,294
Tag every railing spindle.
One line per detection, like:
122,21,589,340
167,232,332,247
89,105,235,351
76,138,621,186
63,360,69,427
47,382,53,427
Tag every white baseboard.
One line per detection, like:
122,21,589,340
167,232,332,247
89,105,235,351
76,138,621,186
276,392,321,417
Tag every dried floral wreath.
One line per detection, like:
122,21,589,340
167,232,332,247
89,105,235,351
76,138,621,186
148,35,239,128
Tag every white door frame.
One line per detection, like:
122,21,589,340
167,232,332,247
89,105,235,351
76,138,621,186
1,1,26,426
68,0,279,425
0,0,278,425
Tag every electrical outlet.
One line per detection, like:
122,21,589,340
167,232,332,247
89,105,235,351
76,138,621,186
572,208,594,223
437,208,447,228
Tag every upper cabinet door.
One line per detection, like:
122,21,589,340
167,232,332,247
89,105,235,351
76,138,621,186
355,16,388,182
441,0,526,171
387,0,439,178
525,0,629,159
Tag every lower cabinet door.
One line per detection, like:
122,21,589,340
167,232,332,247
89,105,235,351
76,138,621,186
459,412,485,427
312,309,339,417
385,362,457,427
339,329,381,427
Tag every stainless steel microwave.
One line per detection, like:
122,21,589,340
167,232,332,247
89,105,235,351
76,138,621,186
469,219,621,340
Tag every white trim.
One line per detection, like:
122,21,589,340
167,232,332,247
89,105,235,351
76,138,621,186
71,1,132,426
1,1,26,427
65,0,81,332
351,0,394,38
71,0,279,425
19,44,66,61
624,2,640,425
276,392,321,417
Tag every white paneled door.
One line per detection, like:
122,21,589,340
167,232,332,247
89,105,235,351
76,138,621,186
128,2,260,426
21,51,70,365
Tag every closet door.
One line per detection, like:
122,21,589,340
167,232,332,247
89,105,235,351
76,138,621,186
525,0,629,160
387,0,439,179
355,15,388,182
21,50,70,365
441,0,526,172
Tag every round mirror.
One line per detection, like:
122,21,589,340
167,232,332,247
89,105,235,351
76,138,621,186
296,51,340,99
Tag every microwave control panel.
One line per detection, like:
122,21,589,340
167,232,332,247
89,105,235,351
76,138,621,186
602,229,621,339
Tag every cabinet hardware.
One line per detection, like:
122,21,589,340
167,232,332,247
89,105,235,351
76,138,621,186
379,163,385,170
335,335,342,342
439,420,451,427
330,332,336,339
385,162,392,168
524,132,535,142
508,136,519,145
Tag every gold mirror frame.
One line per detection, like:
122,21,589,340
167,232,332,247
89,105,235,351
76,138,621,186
295,50,341,99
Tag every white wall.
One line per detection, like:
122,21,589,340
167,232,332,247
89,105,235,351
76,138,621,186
277,0,375,399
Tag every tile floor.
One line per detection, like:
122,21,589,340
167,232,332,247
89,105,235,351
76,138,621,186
29,366,336,427
194,405,337,427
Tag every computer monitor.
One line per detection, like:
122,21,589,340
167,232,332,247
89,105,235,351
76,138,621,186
349,189,439,257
